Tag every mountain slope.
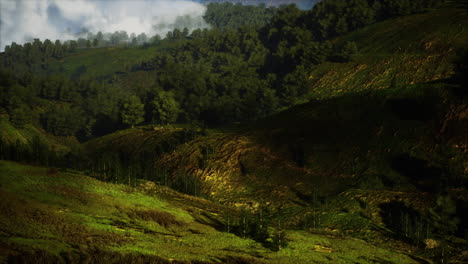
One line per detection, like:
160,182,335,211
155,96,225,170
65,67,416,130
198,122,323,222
84,5,468,207
82,6,468,262
0,161,423,264
1,4,467,264
308,6,468,99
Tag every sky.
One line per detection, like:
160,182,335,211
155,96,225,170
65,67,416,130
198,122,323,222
0,0,210,51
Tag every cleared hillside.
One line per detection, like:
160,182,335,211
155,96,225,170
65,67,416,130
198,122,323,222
0,161,423,264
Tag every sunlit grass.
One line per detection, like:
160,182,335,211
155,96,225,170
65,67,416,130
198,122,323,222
0,160,425,263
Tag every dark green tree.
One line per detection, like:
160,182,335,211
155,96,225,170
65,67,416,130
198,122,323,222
53,40,64,58
121,95,145,128
149,90,180,125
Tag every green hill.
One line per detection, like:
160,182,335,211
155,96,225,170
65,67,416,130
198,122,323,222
0,160,423,264
1,2,467,264
83,5,468,208
308,6,468,99
80,5,468,263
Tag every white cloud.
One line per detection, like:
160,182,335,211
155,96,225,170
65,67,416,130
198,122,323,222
0,0,209,51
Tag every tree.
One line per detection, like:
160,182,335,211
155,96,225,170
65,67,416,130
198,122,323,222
9,105,31,128
191,29,202,39
42,39,54,57
182,28,189,38
173,28,182,39
151,34,161,44
137,33,148,44
121,95,144,128
149,90,180,125
68,40,78,52
96,31,104,42
53,40,63,58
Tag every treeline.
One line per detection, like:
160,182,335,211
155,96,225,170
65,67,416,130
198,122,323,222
85,128,202,194
2,39,78,73
0,136,80,169
1,0,278,72
204,2,277,29
304,0,447,41
224,206,288,251
0,126,203,195
0,69,118,137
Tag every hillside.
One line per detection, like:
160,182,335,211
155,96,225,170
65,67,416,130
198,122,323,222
83,5,468,206
80,5,468,263
0,2,467,264
308,6,468,99
0,161,424,264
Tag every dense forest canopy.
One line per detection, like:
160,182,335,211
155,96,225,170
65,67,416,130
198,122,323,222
0,0,447,140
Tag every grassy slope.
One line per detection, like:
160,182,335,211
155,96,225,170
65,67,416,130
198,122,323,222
0,160,420,264
0,116,75,154
308,7,468,99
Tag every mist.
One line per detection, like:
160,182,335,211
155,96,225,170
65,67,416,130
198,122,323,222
0,0,210,51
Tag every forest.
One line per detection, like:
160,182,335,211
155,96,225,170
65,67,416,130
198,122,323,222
0,0,467,263
0,0,445,137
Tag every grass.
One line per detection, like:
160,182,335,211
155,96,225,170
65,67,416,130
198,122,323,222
0,160,425,263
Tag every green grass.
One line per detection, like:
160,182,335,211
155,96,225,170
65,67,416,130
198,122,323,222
0,160,425,263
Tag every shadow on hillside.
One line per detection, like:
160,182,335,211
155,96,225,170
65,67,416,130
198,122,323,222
252,77,466,191
379,201,428,244
390,154,447,192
